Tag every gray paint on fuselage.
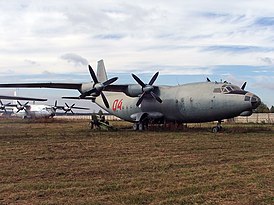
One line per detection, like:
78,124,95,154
95,82,256,123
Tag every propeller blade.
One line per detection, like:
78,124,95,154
207,77,211,82
65,103,69,108
241,82,247,90
100,92,109,108
17,101,22,106
132,74,146,87
102,77,118,86
0,100,3,106
71,109,75,115
148,72,159,85
136,93,146,107
150,91,162,103
24,102,29,106
89,65,99,84
55,100,57,107
71,103,75,108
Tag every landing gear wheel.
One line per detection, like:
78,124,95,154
212,127,219,133
218,125,223,131
133,123,139,131
212,120,223,133
139,123,145,131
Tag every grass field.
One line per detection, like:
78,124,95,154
0,119,273,205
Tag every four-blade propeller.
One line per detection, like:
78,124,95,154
131,72,162,106
52,100,89,114
0,100,11,113
16,101,29,113
62,102,89,114
79,65,118,108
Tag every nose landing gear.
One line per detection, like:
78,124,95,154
212,120,223,133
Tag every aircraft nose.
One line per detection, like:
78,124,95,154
251,94,261,109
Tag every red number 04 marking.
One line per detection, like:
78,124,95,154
112,99,123,111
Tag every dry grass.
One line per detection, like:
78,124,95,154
0,119,273,205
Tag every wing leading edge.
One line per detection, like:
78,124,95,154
0,83,82,90
0,95,47,101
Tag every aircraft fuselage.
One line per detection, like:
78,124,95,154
95,82,260,123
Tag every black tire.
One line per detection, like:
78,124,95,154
212,127,218,133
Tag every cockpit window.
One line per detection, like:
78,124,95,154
216,84,242,93
226,86,232,91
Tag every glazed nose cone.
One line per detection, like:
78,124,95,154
251,95,261,109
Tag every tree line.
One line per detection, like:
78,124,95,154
255,102,274,113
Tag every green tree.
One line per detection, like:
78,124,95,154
254,102,270,113
270,106,274,113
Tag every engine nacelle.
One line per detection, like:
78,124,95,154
125,84,143,97
239,110,253,116
80,82,94,93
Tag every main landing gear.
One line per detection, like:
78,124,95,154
212,120,223,133
133,121,148,131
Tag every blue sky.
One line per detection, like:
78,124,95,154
0,0,274,110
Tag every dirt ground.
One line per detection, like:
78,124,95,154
0,119,273,205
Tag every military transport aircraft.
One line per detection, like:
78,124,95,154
1,99,89,119
0,95,47,113
0,60,261,132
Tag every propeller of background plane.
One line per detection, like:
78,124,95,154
0,100,11,113
52,100,64,112
131,72,162,106
79,65,118,108
51,100,89,114
62,102,89,114
16,101,29,113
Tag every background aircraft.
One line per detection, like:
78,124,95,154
0,100,89,119
0,95,47,113
0,60,261,132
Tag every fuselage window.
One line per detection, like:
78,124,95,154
244,96,251,101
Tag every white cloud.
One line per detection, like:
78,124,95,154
60,53,88,66
0,0,274,104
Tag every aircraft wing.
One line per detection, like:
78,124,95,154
0,83,82,90
104,84,129,92
0,95,47,101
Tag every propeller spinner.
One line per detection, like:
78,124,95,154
79,65,118,108
131,72,162,106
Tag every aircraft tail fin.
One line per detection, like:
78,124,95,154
97,59,108,82
13,90,17,105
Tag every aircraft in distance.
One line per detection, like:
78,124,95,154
1,100,89,119
0,60,261,131
0,95,47,113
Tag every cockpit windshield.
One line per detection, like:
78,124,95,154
213,84,241,93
